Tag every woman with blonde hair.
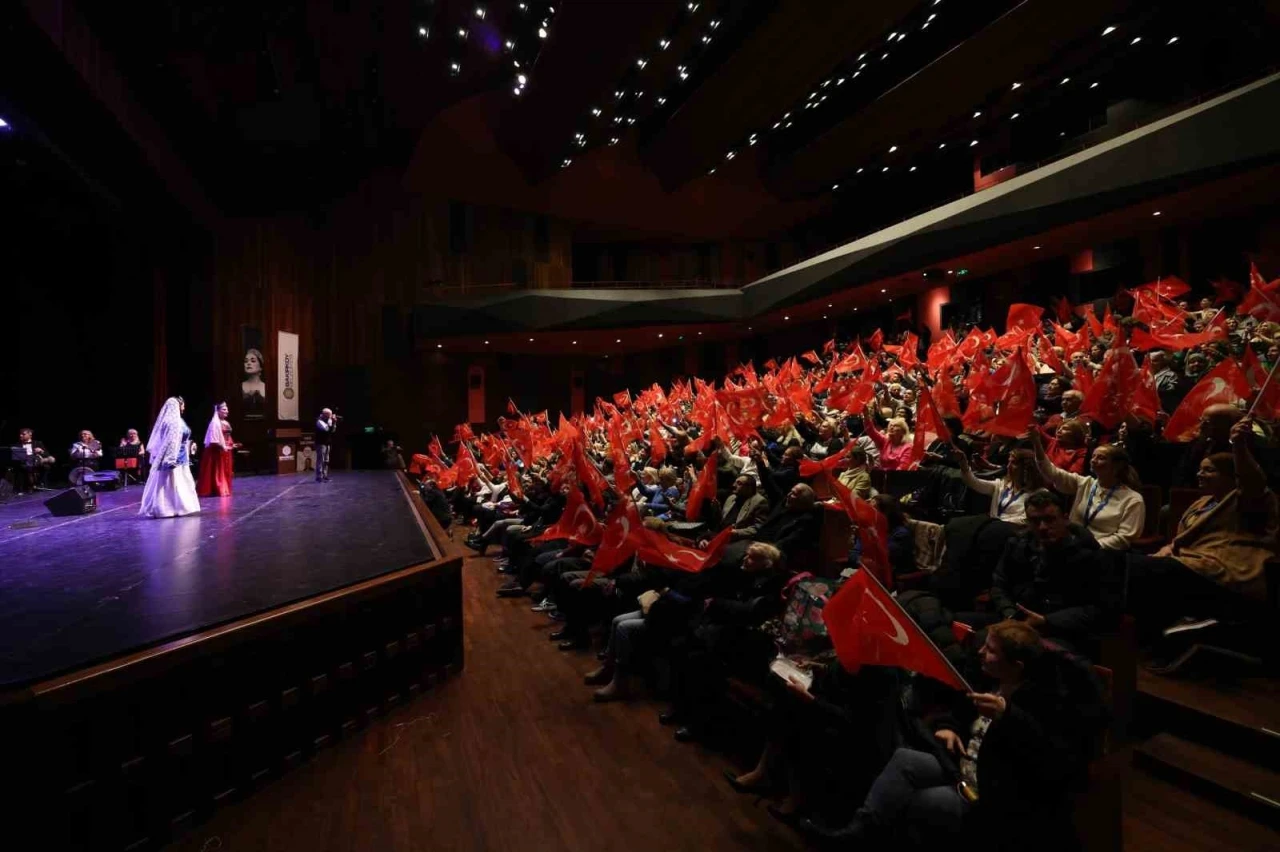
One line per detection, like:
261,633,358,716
863,404,913,470
1031,431,1144,550
953,445,1045,526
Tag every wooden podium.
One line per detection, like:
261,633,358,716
273,427,302,474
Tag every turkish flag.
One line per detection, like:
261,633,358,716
1240,263,1280,321
801,350,822,365
798,443,852,477
507,398,520,415
1210,278,1243,305
962,347,1037,437
505,463,525,501
867,328,884,352
1084,306,1105,339
533,487,603,546
1074,362,1095,396
1242,345,1270,390
1133,276,1191,301
1052,322,1087,358
585,498,645,579
909,385,952,468
1130,324,1226,352
927,334,957,372
823,569,968,690
1163,359,1252,442
648,422,668,465
1051,296,1075,324
613,389,632,409
1006,303,1044,334
452,442,479,484
932,365,962,419
572,440,612,508
636,526,734,574
428,434,446,462
612,448,637,494
1080,347,1156,429
1037,335,1067,374
684,455,718,521
452,423,476,444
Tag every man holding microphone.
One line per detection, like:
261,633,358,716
315,408,339,482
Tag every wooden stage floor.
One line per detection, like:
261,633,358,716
0,471,434,687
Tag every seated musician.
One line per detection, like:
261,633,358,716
70,430,104,471
119,428,146,456
13,428,56,493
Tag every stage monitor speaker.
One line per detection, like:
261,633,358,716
84,471,122,491
45,486,97,517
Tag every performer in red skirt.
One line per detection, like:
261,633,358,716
196,401,238,497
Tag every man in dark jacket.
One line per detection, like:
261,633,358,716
983,489,1111,649
716,482,819,570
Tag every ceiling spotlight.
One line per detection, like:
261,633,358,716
1010,112,1020,120
436,343,443,349
697,332,703,336
528,338,535,342
909,166,917,172
837,77,845,85
519,2,528,9
609,137,619,145
725,150,736,160
513,86,522,95
484,340,490,345
970,139,978,147
657,97,666,105
1130,36,1142,46
659,38,670,50
626,117,635,125
504,39,514,50
882,166,889,172
474,6,486,18
457,27,467,38
1033,245,1041,250
856,167,864,174
572,341,578,345
561,158,572,167
973,110,982,118
1060,77,1070,85
938,142,946,149
701,34,711,44
827,304,833,308
888,145,898,153
1152,210,1162,216
591,107,601,117
708,168,716,175
517,73,527,85
637,58,648,69
513,59,520,68
615,338,622,343
947,270,953,274
1011,82,1021,90
784,316,790,321
418,26,428,37
880,288,887,293
687,1,699,10
749,133,758,146
450,61,461,75
823,315,828,319
538,26,548,38
1089,82,1098,89
1167,36,1179,45
710,19,720,29
657,333,664,338
1103,25,1117,36
832,183,839,190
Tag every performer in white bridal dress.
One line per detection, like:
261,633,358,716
139,396,201,518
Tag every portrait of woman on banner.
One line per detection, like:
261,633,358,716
241,347,266,419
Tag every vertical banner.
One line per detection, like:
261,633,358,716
467,365,485,424
277,331,299,421
241,325,265,420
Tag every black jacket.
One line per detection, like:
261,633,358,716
753,504,820,560
990,526,1106,644
928,650,1107,850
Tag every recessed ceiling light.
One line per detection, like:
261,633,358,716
616,338,621,343
973,111,981,118
1153,210,1162,216
657,333,664,338
418,26,428,37
474,6,486,18
538,26,548,38
827,304,833,308
457,27,467,38
909,166,917,172
970,139,978,147
1060,77,1070,85
1130,36,1141,46
832,183,839,190
784,316,790,320
1103,25,1116,36
1089,82,1098,89
1010,112,1020,120
504,39,514,50
517,74,527,85
856,167,864,174
659,38,670,49
1034,245,1041,250
697,332,702,336
947,270,953,274
938,142,946,149
1167,36,1179,45
880,288,887,293
888,145,898,153
436,343,443,349
528,338,535,342
823,315,828,319
1011,82,1021,90
484,340,490,344
882,166,889,172
572,340,578,345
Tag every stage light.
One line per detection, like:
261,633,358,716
1060,77,1070,85
474,6,485,18
938,142,946,149
505,39,514,50
856,167,863,173
609,137,619,145
591,107,601,117
909,166,916,172
561,158,572,167
418,26,428,37
1153,210,1162,217
657,96,667,105
832,183,839,190
616,338,622,343
436,343,442,349
517,73,527,85
1103,26,1116,36
1167,36,1178,45
784,316,790,320
1034,245,1041,250
659,38,670,50
970,139,978,147
973,111,981,118
1089,82,1098,89
658,333,664,338
1010,112,1020,119
538,27,548,38
457,27,467,38
888,145,898,153
449,62,461,75
882,166,889,172
1011,82,1021,90
1130,36,1141,46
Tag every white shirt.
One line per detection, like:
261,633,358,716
960,469,1029,525
1037,462,1145,550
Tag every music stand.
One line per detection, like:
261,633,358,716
8,447,36,493
114,445,142,486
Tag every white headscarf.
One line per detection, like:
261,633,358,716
148,397,187,468
204,403,230,450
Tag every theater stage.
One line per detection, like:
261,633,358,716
0,471,437,688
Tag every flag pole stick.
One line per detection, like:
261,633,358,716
1246,355,1280,417
859,566,974,693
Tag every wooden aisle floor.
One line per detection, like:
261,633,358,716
167,552,808,852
